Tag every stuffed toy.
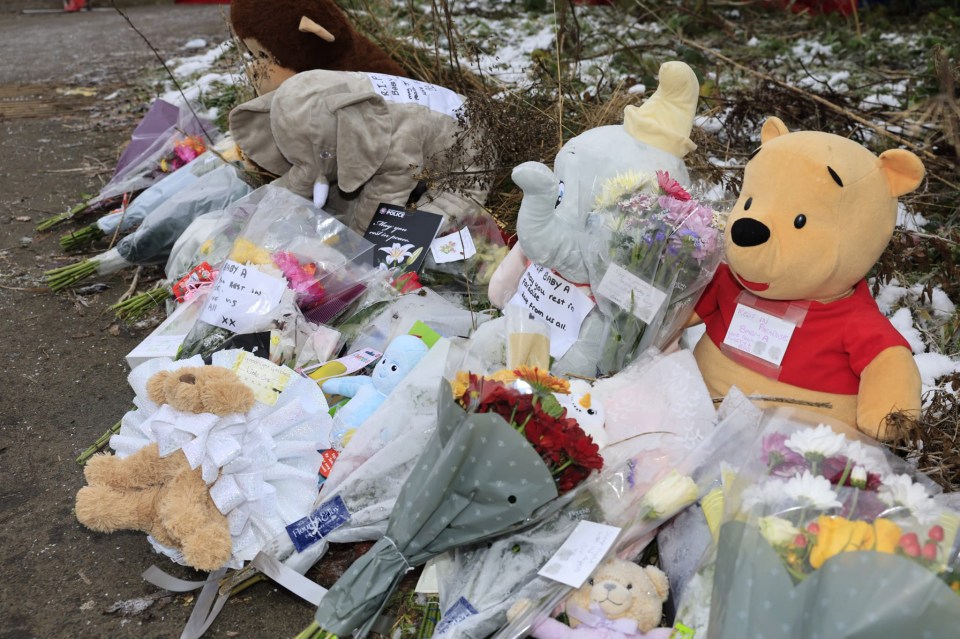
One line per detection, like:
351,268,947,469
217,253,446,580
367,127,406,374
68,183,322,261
508,558,672,639
689,116,924,439
229,69,491,233
75,366,255,571
322,334,429,447
557,379,607,449
486,61,701,377
230,0,407,94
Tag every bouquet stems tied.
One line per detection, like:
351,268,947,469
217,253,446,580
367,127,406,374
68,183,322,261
36,200,90,232
75,419,122,465
112,286,171,320
44,259,98,291
59,224,105,251
293,622,334,639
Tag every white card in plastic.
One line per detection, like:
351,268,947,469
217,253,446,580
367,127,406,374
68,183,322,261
723,303,797,367
415,559,440,594
596,263,668,324
198,260,286,334
430,227,477,264
232,351,293,406
365,73,464,118
507,263,595,359
537,520,621,589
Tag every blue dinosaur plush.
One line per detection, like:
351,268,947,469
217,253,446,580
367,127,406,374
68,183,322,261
321,334,429,447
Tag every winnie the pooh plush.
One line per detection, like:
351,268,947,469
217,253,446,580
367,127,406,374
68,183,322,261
690,116,924,439
75,366,255,571
508,558,672,639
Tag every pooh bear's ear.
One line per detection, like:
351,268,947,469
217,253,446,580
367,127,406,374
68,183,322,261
878,149,924,197
760,116,790,144
644,565,670,602
146,370,172,405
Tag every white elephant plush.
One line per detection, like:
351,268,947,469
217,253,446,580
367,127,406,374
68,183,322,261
488,61,701,377
229,70,490,234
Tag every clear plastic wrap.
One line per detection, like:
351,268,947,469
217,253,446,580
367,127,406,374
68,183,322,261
176,185,377,361
579,171,724,375
671,408,960,639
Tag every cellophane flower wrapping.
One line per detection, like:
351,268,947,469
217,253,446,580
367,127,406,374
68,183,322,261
176,185,377,362
306,339,611,639
581,171,724,375
489,393,763,639
107,349,331,569
432,346,721,639
672,408,960,639
90,100,214,211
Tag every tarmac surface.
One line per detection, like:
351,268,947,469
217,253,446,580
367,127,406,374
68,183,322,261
0,2,326,637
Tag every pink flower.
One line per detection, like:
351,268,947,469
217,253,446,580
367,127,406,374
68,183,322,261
656,170,691,201
272,251,325,307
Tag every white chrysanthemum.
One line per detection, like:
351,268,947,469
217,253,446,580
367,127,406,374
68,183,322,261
741,480,786,511
784,424,846,461
842,440,887,474
758,516,801,546
783,471,842,510
879,473,940,524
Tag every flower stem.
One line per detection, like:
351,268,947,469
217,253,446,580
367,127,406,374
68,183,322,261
75,418,123,465
36,200,90,231
59,223,105,251
112,287,171,321
44,259,98,291
292,622,337,639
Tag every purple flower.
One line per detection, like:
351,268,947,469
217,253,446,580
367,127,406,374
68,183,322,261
761,433,806,475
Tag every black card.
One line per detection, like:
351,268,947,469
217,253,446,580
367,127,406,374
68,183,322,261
363,203,444,274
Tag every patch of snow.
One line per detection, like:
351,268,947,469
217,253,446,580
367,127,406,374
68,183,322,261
627,83,646,95
183,38,208,50
915,352,960,387
634,22,663,34
472,23,556,85
696,115,724,134
897,203,928,230
791,39,834,59
874,278,910,315
889,307,925,354
171,41,232,79
747,36,760,47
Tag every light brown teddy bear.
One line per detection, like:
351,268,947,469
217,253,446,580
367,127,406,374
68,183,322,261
508,559,671,639
75,366,255,571
690,116,924,439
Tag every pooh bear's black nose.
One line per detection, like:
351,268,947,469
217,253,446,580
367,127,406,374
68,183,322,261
731,218,770,247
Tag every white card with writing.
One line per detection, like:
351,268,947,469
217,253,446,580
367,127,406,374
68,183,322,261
723,303,797,367
430,227,477,264
595,263,668,324
198,260,286,334
538,520,621,589
366,73,464,118
507,263,595,359
232,351,293,406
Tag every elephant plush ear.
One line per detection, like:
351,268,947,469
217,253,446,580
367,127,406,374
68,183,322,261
878,148,925,197
228,91,293,177
760,116,790,143
328,92,391,193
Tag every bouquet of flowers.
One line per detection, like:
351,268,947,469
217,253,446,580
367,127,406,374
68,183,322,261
296,355,605,639
176,186,377,362
36,98,214,231
581,170,724,374
672,409,960,639
45,162,252,291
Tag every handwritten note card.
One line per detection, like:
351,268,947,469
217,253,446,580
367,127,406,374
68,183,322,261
363,203,444,274
198,260,286,334
232,351,293,405
596,263,668,324
365,73,464,118
722,303,797,367
507,263,595,359
538,520,621,589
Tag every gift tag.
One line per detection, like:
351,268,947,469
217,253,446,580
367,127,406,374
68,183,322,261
434,597,478,637
720,292,808,378
415,559,440,594
596,263,668,324
285,495,350,553
232,351,292,405
430,227,477,264
366,73,464,118
507,263,595,359
538,520,621,588
198,260,286,334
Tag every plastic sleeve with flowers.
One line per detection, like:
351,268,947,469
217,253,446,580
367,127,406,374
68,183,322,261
489,395,764,639
175,185,377,361
671,408,960,639
580,170,724,375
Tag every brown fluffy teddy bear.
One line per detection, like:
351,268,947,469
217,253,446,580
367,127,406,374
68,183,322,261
230,0,407,94
508,559,671,639
75,366,255,571
690,116,924,439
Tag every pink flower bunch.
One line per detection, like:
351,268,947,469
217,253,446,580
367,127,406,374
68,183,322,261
272,251,325,309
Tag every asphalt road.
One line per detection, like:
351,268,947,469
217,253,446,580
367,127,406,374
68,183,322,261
0,2,327,637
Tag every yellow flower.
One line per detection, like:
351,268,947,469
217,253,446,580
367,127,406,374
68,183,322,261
229,238,272,265
199,239,213,255
451,371,471,398
593,170,655,209
513,366,570,394
809,516,902,569
488,369,518,384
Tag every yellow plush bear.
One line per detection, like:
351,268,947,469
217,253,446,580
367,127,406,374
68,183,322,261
691,116,924,439
75,366,255,571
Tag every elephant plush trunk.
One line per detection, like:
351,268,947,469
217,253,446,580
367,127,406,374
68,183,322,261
623,61,700,159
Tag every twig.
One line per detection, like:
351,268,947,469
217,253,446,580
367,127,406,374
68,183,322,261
0,284,47,292
712,395,833,409
117,266,142,304
679,38,942,163
109,1,216,145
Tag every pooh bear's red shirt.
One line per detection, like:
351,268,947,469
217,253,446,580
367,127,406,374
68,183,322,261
695,264,910,394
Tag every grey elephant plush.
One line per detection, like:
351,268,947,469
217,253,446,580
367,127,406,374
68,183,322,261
229,70,490,233
487,61,701,377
